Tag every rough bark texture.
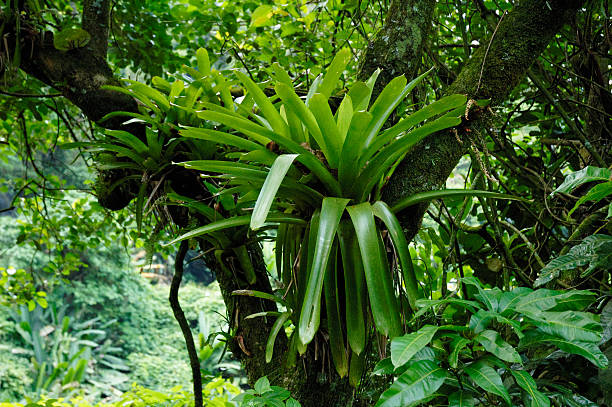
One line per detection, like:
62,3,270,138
357,0,436,97
380,0,582,242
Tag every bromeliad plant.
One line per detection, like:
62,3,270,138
167,49,517,380
374,277,608,407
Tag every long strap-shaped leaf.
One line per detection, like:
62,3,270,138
323,242,349,377
275,83,330,160
309,93,342,168
180,127,266,152
235,70,290,139
360,94,468,167
338,221,367,355
372,201,420,311
391,189,525,214
362,69,432,150
318,48,351,98
347,202,402,338
338,111,373,196
251,154,299,230
356,115,462,200
266,311,291,363
298,198,349,345
196,110,341,195
165,213,306,246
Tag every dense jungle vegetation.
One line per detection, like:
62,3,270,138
0,0,611,406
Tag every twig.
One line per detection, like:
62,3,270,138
0,89,63,98
169,241,203,407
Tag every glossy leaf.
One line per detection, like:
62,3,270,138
464,362,511,406
323,242,349,377
391,325,438,368
510,370,550,407
448,391,475,407
375,360,446,407
474,330,521,364
347,202,401,338
372,201,419,309
298,198,349,345
266,312,291,363
251,154,299,230
338,221,367,355
165,214,306,245
235,70,290,139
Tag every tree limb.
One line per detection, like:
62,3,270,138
381,0,582,242
82,0,111,58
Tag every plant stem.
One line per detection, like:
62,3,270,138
169,241,202,407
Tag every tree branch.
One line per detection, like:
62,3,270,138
357,0,436,98
82,0,111,58
381,0,583,242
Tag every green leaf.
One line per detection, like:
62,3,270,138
510,370,550,407
336,95,353,141
347,202,401,338
519,330,609,368
250,5,274,27
275,83,328,159
298,198,349,345
309,93,342,168
390,325,438,368
372,201,420,310
375,360,447,407
464,362,511,406
254,376,272,394
235,70,290,139
474,330,521,364
266,312,291,363
528,310,602,343
165,214,306,245
448,336,472,368
357,116,463,200
569,181,612,215
232,290,289,307
448,391,475,407
551,166,611,195
346,81,372,112
196,48,210,76
53,27,90,51
179,127,262,151
318,48,351,98
251,154,299,230
338,111,373,195
372,357,395,376
363,69,432,149
323,242,349,377
362,76,408,149
338,221,367,355
512,289,597,314
361,94,467,166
